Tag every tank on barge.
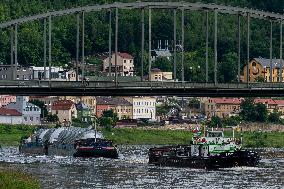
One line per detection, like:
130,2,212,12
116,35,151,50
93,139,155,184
149,129,260,169
19,127,118,158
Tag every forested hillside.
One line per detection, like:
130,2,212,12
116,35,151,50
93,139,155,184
0,0,283,82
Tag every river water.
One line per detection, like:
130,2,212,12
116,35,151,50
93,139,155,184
0,146,283,189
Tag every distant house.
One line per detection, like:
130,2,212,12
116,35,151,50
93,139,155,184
100,52,134,77
0,95,16,107
51,100,77,123
32,66,77,81
0,65,33,80
5,96,41,125
0,108,22,124
150,68,173,81
96,97,132,120
76,102,92,122
60,96,96,115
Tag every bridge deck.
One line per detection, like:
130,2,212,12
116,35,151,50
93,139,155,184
1,81,284,97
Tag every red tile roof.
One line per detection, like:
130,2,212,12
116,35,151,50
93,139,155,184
254,99,277,105
0,108,22,116
118,52,133,59
52,100,74,110
210,98,241,105
274,100,284,105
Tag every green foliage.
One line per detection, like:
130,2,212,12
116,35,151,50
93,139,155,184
268,110,281,123
222,116,242,126
99,109,118,130
209,116,222,128
245,131,268,147
188,98,200,109
0,0,282,83
255,103,268,122
240,98,257,122
152,57,172,72
255,76,265,82
46,114,59,123
86,57,103,65
0,170,40,189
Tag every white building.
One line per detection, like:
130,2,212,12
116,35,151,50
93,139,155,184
127,97,156,121
32,66,76,81
5,96,41,125
0,108,22,124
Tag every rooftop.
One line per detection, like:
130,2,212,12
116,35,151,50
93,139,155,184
0,108,22,116
253,58,284,69
96,97,132,106
52,100,74,110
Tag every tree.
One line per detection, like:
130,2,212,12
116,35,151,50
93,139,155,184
218,52,238,83
255,103,268,122
240,98,257,122
99,109,118,129
29,100,48,119
255,76,265,82
268,110,281,123
209,116,222,128
152,57,172,72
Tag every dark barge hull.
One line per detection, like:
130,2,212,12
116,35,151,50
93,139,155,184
19,143,118,158
149,146,260,169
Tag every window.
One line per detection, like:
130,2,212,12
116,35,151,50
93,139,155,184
26,107,29,111
130,60,132,63
17,75,19,79
36,117,39,121
124,60,126,63
252,62,256,67
24,117,27,121
30,107,33,111
30,117,33,121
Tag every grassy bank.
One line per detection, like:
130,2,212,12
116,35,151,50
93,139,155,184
0,124,36,146
0,169,40,189
102,128,193,145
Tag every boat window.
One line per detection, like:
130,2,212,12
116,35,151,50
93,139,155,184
207,132,223,137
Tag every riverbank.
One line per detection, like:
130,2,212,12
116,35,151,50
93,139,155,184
0,167,40,189
0,124,283,148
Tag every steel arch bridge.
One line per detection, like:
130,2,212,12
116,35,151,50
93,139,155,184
0,2,283,97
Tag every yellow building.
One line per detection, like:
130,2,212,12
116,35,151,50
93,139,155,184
243,58,284,82
150,68,173,81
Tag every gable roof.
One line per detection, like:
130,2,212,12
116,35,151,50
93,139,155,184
96,97,132,106
254,99,277,105
0,108,22,116
96,52,134,60
52,100,74,110
253,58,284,69
210,98,242,105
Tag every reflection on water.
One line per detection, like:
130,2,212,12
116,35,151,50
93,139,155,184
0,146,283,189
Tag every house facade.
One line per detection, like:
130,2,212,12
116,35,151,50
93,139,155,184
0,65,33,80
96,97,132,120
51,100,77,123
76,102,92,122
243,58,284,82
102,52,134,77
150,68,173,81
0,95,16,107
4,96,41,125
126,97,156,121
0,108,22,124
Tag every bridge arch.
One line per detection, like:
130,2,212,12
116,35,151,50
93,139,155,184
0,2,283,85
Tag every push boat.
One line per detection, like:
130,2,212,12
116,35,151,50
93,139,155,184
148,129,260,169
19,127,118,158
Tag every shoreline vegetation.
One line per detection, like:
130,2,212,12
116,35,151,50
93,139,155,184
0,168,40,189
0,124,283,148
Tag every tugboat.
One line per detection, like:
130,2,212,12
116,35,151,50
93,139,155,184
19,127,118,158
148,128,260,169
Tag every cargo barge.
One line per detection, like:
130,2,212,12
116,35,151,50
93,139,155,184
149,129,260,169
19,127,118,158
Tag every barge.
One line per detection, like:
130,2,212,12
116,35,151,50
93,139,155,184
149,129,260,169
19,127,118,158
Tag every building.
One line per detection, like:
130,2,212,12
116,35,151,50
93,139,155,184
75,102,92,122
4,96,41,125
0,95,16,107
51,100,77,123
204,98,242,118
0,65,33,80
151,40,172,62
0,108,22,124
59,96,96,115
96,97,132,120
150,68,173,81
254,98,278,113
29,96,61,113
126,97,156,121
243,58,284,82
32,66,77,81
101,52,134,76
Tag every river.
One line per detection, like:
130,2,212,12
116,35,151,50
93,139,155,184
0,146,283,189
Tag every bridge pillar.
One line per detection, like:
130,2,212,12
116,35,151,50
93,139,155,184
115,7,118,86
141,8,145,82
82,12,85,82
148,8,152,82
281,20,283,82
14,24,18,79
108,9,112,78
181,8,185,82
205,11,209,83
246,13,250,85
43,18,47,80
270,21,273,83
237,14,241,83
76,13,80,82
214,10,218,86
48,15,52,82
173,9,177,81
10,27,14,80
